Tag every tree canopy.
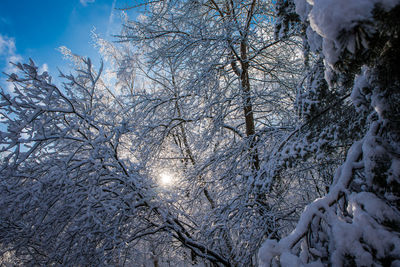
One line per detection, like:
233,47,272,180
1,0,399,266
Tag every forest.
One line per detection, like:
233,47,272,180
0,0,399,266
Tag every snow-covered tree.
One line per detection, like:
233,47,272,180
3,0,397,266
259,1,400,266
0,56,232,266
117,0,311,265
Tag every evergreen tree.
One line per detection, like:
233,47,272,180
259,1,400,266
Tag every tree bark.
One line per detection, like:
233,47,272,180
240,40,260,172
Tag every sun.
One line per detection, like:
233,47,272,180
160,172,173,186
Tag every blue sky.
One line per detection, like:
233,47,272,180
0,0,132,86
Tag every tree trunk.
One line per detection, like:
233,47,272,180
240,40,260,172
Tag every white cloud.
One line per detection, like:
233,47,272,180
0,34,23,92
108,0,117,27
6,55,23,73
80,0,95,6
0,35,16,55
0,35,23,74
39,63,49,73
106,0,118,36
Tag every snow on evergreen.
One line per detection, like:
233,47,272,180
259,0,400,266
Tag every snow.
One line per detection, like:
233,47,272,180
349,192,400,223
293,0,312,21
305,26,322,52
296,0,400,67
258,239,279,265
309,0,375,40
351,67,371,113
389,158,400,183
280,252,301,267
259,141,364,266
347,191,400,262
261,132,400,266
260,0,400,264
